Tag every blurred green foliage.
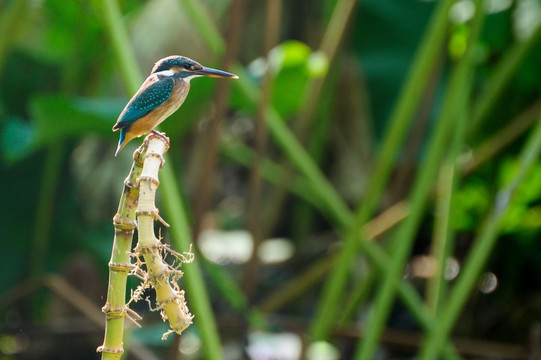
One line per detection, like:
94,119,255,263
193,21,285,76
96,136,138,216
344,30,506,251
1,0,541,359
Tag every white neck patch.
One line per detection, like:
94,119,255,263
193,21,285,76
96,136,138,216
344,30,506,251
153,69,175,77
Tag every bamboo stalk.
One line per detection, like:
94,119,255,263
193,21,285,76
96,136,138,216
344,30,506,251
99,145,146,360
97,0,225,357
134,134,193,337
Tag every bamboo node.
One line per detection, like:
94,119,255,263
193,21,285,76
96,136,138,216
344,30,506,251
112,213,137,229
156,293,180,307
102,304,124,316
136,208,160,218
149,271,169,287
135,243,160,253
147,131,170,151
137,175,160,187
123,176,138,189
106,313,124,320
108,262,132,273
97,345,124,355
144,152,166,169
133,143,147,165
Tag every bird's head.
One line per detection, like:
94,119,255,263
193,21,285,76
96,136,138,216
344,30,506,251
151,56,238,82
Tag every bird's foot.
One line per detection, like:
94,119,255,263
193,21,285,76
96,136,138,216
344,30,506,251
151,130,166,137
149,130,170,149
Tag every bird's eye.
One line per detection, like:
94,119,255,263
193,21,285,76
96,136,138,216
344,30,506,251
190,65,195,70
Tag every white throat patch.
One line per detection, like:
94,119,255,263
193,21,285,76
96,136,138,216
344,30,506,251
182,74,202,83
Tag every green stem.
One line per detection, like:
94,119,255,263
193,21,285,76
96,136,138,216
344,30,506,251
469,23,541,135
426,162,455,313
159,166,224,360
100,0,142,91
28,143,64,321
354,73,453,360
464,97,541,174
354,3,487,357
295,0,356,134
182,7,455,349
337,268,376,326
0,0,27,73
356,240,462,359
426,0,486,314
419,115,541,359
178,0,226,57
30,143,64,279
232,64,353,229
221,139,325,215
229,69,459,356
311,0,458,340
100,150,144,360
265,107,353,228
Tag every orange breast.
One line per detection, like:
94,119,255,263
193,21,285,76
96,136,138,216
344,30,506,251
128,79,190,138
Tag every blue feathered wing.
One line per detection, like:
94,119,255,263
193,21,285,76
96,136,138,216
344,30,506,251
113,77,174,131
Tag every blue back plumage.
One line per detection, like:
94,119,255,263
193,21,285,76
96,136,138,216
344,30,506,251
114,77,174,130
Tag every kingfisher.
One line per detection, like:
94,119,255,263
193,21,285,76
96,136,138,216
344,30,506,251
113,55,238,156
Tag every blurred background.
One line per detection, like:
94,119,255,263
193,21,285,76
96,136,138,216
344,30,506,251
1,0,541,359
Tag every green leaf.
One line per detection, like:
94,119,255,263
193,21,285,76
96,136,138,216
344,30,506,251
270,41,311,118
30,95,122,145
1,95,123,162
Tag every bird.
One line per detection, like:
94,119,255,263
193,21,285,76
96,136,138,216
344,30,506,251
112,55,238,156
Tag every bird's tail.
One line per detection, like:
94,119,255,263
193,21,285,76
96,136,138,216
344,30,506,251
115,129,126,157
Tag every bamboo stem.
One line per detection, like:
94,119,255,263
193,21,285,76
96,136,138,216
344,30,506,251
135,134,193,337
97,0,225,356
99,145,146,360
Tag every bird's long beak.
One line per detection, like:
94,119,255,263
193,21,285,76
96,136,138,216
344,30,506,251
196,66,239,79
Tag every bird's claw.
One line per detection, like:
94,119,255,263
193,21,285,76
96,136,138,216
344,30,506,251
149,130,170,149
